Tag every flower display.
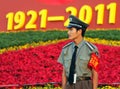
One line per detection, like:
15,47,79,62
0,40,120,85
96,44,120,84
0,37,120,54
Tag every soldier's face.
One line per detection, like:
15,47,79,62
67,27,82,40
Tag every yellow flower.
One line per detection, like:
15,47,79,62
85,37,120,46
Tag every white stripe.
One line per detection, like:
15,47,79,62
70,23,82,28
85,42,94,51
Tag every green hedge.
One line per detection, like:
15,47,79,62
0,30,120,49
85,30,120,41
0,30,67,49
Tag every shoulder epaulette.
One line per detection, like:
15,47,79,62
85,41,99,56
85,41,96,51
63,42,73,49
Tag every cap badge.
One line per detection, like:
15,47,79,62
69,17,72,21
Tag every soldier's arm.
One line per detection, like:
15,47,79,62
62,67,67,89
92,69,98,89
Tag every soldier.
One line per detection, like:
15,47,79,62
58,15,99,89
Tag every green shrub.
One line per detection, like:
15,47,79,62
0,30,120,49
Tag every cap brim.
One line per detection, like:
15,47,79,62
66,25,72,28
66,23,82,29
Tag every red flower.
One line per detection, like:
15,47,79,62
0,41,120,85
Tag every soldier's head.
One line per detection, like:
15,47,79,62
67,15,89,40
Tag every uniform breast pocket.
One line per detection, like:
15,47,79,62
63,56,71,68
78,56,90,68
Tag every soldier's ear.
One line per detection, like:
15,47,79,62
77,29,82,35
77,29,82,33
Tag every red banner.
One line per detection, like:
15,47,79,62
0,0,120,31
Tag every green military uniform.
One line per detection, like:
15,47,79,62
58,39,99,81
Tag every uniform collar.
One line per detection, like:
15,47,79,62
72,39,85,49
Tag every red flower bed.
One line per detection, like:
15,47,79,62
0,40,120,85
96,44,120,84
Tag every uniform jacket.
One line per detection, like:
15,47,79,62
58,40,99,78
